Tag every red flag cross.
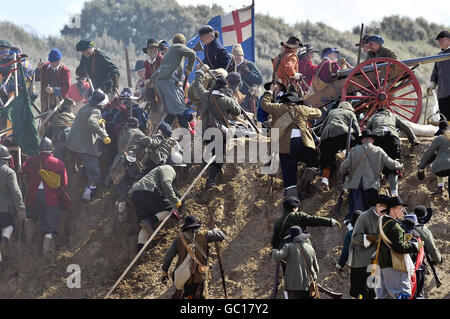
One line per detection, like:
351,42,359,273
222,10,252,43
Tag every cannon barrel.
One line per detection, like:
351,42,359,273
334,53,450,79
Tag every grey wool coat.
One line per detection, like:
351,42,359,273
0,160,25,215
272,241,319,291
66,102,109,157
320,108,361,140
339,142,403,190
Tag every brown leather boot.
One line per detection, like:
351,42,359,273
0,237,8,258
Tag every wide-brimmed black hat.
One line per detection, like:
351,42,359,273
435,30,450,40
360,129,377,139
369,194,391,207
281,36,302,49
382,196,409,212
263,79,286,92
280,92,302,104
413,206,433,224
435,120,449,136
133,60,146,72
88,89,109,107
182,215,202,231
301,44,319,55
142,38,159,53
283,197,300,211
288,226,310,243
119,87,139,100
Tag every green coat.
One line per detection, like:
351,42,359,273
416,225,442,264
339,142,403,190
75,49,120,93
271,210,332,249
66,102,109,157
366,46,398,60
0,161,25,215
260,91,322,153
129,165,179,205
378,215,418,269
271,241,319,291
153,44,196,81
418,131,450,173
320,108,360,140
192,70,241,133
350,208,381,268
366,110,416,142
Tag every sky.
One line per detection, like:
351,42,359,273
0,0,448,37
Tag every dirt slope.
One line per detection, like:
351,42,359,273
0,137,448,299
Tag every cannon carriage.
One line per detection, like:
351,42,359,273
305,53,450,128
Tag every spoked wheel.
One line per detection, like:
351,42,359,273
342,57,422,128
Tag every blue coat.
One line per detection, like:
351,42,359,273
203,37,231,70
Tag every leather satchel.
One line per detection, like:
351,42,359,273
297,242,320,299
181,233,209,274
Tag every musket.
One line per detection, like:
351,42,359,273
317,283,343,299
331,117,353,215
215,241,228,299
104,155,217,299
270,262,280,299
125,49,132,88
425,253,442,288
356,23,365,66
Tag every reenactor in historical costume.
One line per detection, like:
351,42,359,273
365,35,398,60
366,107,419,196
271,226,319,299
227,44,263,112
133,60,147,98
298,44,319,93
191,66,241,189
417,119,450,196
161,215,226,299
355,35,371,59
318,101,361,191
152,33,196,129
43,98,76,160
376,197,423,299
0,146,26,273
22,138,68,255
339,129,403,223
75,38,120,99
308,48,343,95
271,198,341,251
66,89,112,202
129,164,183,252
413,206,443,298
427,31,450,122
261,83,322,200
35,48,71,113
198,25,231,70
272,36,303,94
158,40,170,56
348,195,390,298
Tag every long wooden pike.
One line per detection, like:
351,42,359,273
125,49,132,88
356,23,365,66
104,155,217,299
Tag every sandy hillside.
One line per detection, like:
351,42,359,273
0,137,448,299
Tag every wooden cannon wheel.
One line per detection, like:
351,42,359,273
341,57,422,128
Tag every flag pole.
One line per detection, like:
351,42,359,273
14,53,19,97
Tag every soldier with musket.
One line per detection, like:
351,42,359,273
272,36,304,96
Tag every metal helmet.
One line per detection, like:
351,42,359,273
0,145,12,160
39,137,54,153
